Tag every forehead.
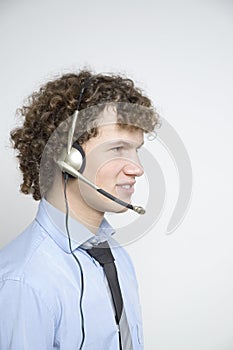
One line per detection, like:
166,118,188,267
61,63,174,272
84,105,143,149
84,123,144,152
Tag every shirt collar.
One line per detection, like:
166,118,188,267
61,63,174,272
35,198,115,253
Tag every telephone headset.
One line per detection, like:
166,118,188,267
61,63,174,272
57,75,146,215
57,76,145,349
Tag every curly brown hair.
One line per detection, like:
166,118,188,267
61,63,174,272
10,70,160,200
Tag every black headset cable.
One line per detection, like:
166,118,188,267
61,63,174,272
63,173,85,349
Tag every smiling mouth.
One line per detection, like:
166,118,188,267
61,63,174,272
116,184,135,195
118,184,132,189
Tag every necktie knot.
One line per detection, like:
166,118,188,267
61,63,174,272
87,241,115,266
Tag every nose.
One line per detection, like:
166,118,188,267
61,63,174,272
123,158,144,177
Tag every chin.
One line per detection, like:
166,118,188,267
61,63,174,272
93,188,133,213
104,201,129,214
115,206,128,214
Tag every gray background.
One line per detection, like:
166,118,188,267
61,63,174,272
1,0,233,349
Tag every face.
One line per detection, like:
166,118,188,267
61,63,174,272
77,122,144,215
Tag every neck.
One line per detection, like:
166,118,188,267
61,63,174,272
46,176,104,234
66,189,104,234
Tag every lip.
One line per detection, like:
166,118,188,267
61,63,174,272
116,181,136,186
115,181,135,195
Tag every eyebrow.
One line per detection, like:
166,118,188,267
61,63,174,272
106,140,144,148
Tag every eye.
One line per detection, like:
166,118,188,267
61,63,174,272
111,146,123,152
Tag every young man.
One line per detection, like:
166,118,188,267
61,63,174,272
0,71,159,349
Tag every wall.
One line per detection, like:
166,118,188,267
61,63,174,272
1,0,233,349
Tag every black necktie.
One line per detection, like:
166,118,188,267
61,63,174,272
87,241,123,325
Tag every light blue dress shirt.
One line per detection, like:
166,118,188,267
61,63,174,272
0,199,143,349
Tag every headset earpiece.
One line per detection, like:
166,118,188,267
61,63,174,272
57,142,86,178
72,143,86,174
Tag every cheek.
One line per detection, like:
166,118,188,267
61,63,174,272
94,161,122,186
